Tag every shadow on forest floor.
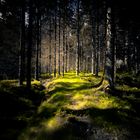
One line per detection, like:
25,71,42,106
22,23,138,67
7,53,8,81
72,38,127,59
0,80,45,140
19,101,140,140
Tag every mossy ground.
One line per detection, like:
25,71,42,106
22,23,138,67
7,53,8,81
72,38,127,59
17,72,140,140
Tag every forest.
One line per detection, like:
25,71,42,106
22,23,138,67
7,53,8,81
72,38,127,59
0,0,140,139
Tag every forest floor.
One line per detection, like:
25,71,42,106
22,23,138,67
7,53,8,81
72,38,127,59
0,72,140,140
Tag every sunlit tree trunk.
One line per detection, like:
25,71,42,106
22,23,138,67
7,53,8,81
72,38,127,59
58,1,61,75
105,7,116,88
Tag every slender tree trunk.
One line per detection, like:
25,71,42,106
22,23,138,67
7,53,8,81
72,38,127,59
91,16,96,74
102,2,107,76
80,40,84,72
58,1,61,75
67,34,70,72
76,0,80,76
39,17,42,78
95,19,99,76
91,50,94,74
94,4,99,77
126,31,131,71
62,24,65,76
68,44,70,72
49,15,52,75
19,1,25,85
35,7,40,80
54,4,57,77
134,45,138,74
65,27,68,73
111,7,116,86
26,0,33,88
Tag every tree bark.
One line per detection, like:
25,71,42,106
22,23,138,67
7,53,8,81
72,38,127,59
105,7,116,88
19,0,25,85
54,2,57,77
49,15,52,75
76,0,80,76
62,24,65,76
27,0,33,88
65,27,68,73
58,2,61,75
35,6,41,80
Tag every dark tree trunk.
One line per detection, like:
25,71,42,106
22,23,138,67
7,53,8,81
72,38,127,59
125,31,131,71
65,27,68,73
91,17,96,74
26,0,33,88
19,0,25,85
35,6,41,80
95,16,99,76
62,24,65,76
90,1,96,75
94,2,100,77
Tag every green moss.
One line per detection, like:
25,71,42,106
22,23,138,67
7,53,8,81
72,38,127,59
18,72,140,140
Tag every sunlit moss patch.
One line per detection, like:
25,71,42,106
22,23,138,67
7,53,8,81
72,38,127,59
41,116,65,131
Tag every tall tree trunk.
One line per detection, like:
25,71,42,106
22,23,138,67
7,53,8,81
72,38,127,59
35,6,41,80
102,2,107,76
76,0,80,76
39,17,42,78
90,2,97,75
54,3,57,77
65,27,68,73
91,16,96,74
95,3,99,77
49,15,52,75
58,2,61,75
105,7,116,88
19,1,25,85
95,18,99,76
27,0,33,88
67,32,70,72
62,24,65,76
